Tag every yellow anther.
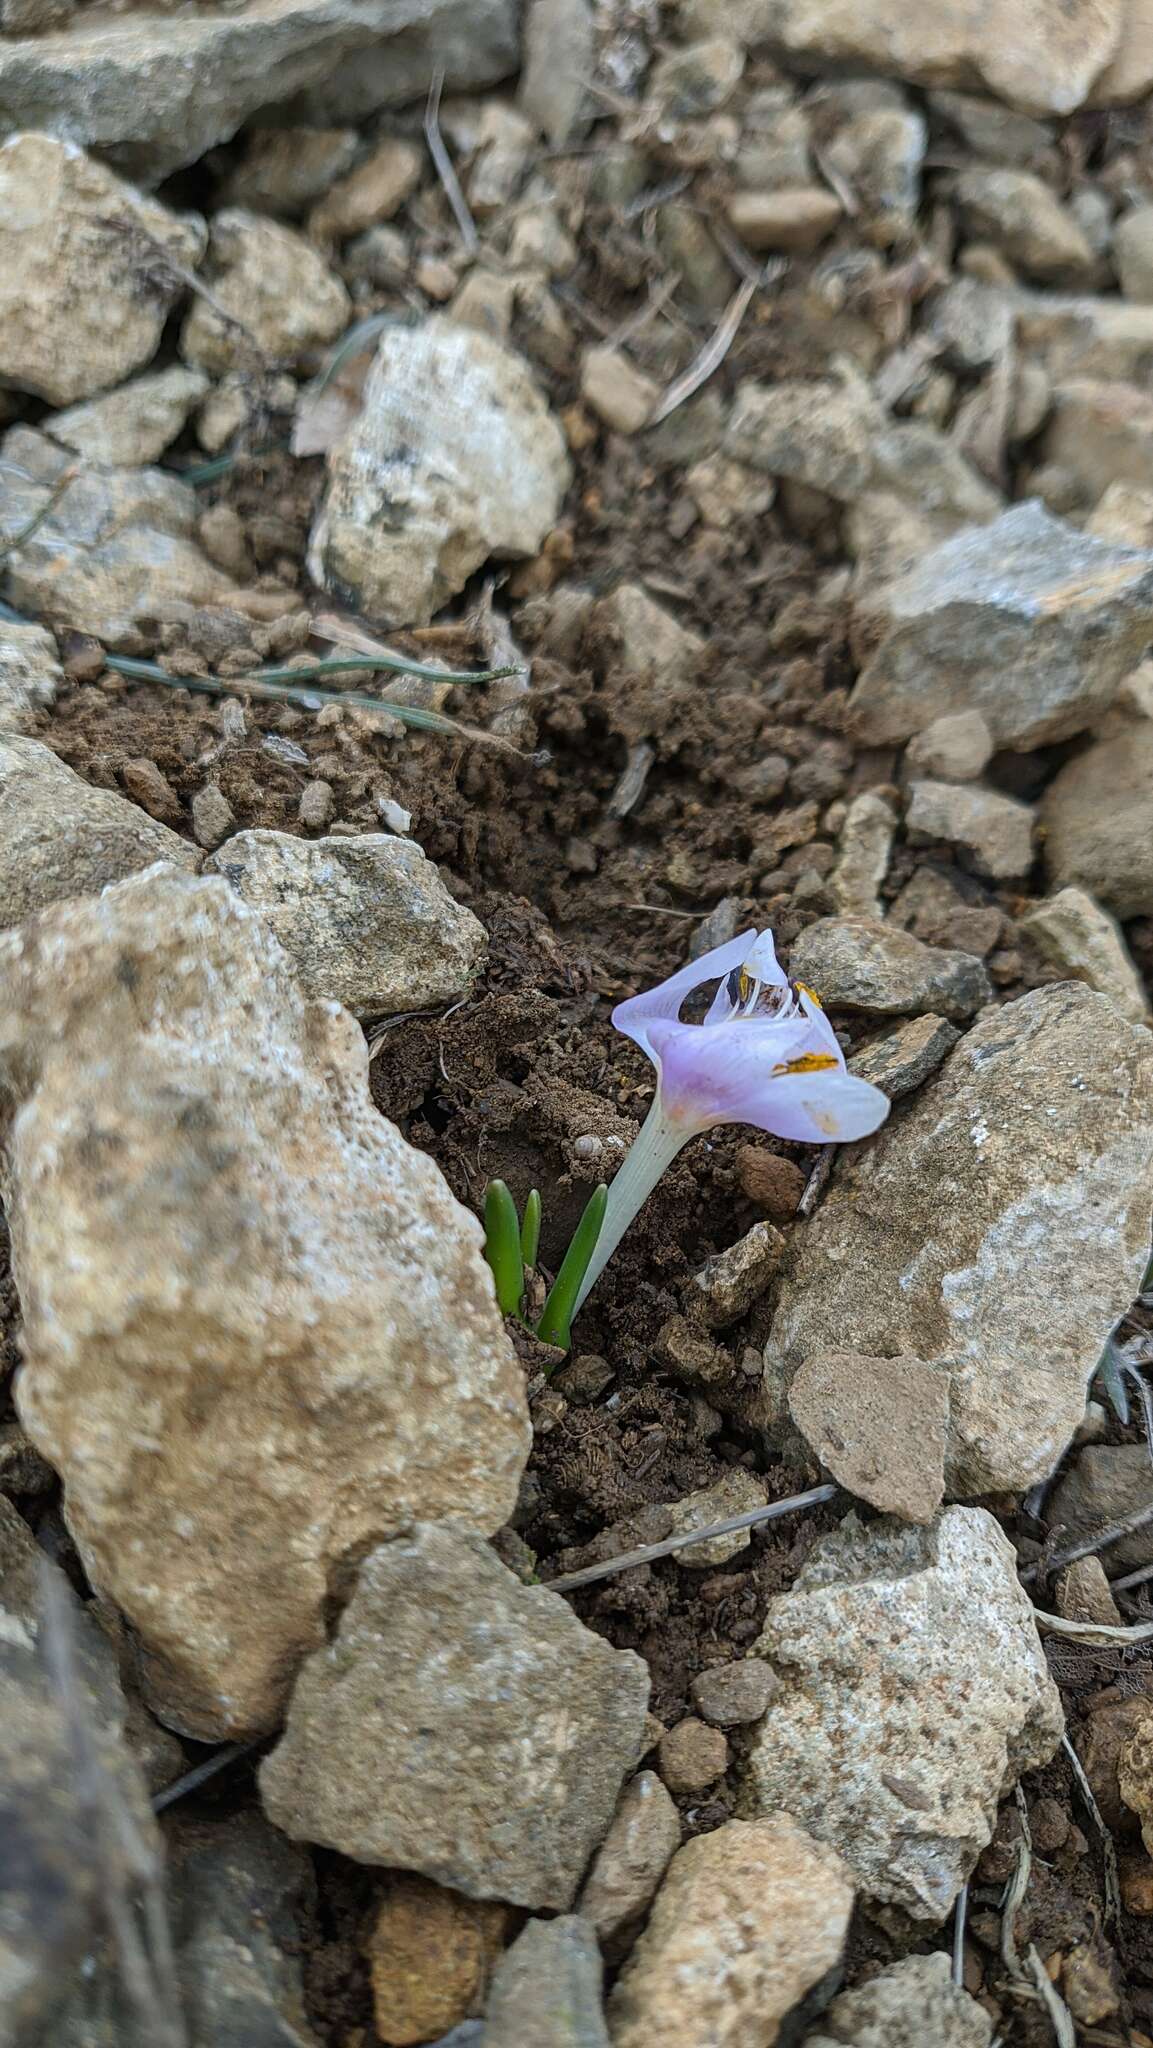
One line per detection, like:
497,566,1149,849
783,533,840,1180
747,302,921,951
793,980,823,1008
772,1051,839,1076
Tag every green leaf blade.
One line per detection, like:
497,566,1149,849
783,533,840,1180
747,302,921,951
483,1179,525,1316
536,1184,607,1355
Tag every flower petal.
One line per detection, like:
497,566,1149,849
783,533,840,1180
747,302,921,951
613,930,756,1059
742,928,788,987
649,1011,825,1128
750,1069,891,1145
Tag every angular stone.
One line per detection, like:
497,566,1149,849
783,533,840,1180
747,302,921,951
190,783,235,851
1,425,228,649
0,134,203,404
905,710,993,783
1044,376,1153,503
260,1523,648,1907
0,623,62,734
905,780,1036,881
789,915,992,1022
206,829,486,1018
580,345,659,435
1116,204,1153,302
482,1917,609,2048
578,1771,681,1952
366,1876,508,2045
308,137,422,241
165,1811,320,2048
727,377,879,500
0,734,199,929
0,1497,163,2045
804,1951,992,2048
591,583,703,683
309,318,571,627
735,0,1123,117
691,1660,779,1728
0,0,518,182
688,1222,786,1327
49,366,210,468
1048,1445,1153,1575
1043,724,1153,917
1022,886,1147,1025
768,985,1153,1495
0,870,528,1738
789,1350,949,1522
224,125,360,216
1088,479,1153,547
725,185,842,253
667,1469,769,1568
744,1508,1063,1920
607,1816,854,2048
828,790,895,917
519,0,595,145
823,106,925,241
956,168,1095,280
850,501,1153,749
182,209,350,372
848,1013,961,1100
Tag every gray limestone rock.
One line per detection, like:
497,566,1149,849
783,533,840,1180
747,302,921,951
789,915,992,1022
481,1917,609,2046
803,1950,992,2047
1043,723,1153,917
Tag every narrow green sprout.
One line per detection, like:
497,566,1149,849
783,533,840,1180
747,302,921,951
537,1185,607,1353
520,1188,542,1272
483,1180,524,1316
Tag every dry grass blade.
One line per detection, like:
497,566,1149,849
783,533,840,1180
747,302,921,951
545,1483,838,1592
1027,1944,1077,2048
1020,1497,1153,1582
1063,1731,1121,1931
1000,1827,1032,1981
0,462,80,557
952,1880,968,1988
1033,1608,1153,1644
425,69,478,256
648,277,759,427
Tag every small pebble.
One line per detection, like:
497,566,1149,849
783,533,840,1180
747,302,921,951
658,1717,730,1797
735,1147,806,1220
298,779,335,830
191,783,236,850
120,757,183,825
691,1659,779,1728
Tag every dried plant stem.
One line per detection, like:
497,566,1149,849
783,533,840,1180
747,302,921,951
424,69,478,255
1020,1498,1153,1582
545,1483,838,1593
1062,1731,1121,1931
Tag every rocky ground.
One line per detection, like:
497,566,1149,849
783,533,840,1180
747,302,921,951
5,0,1153,2044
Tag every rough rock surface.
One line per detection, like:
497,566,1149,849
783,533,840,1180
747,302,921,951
260,1523,649,1908
0,0,519,181
206,829,486,1018
847,1013,960,1100
1,426,229,649
1022,886,1148,1024
482,1917,609,2047
366,1876,508,2046
768,984,1153,1495
181,208,351,371
789,914,992,1021
578,1770,681,1954
0,869,529,1738
905,780,1036,880
804,1951,992,2048
47,366,210,468
0,623,62,734
743,1508,1064,1919
309,317,571,626
0,735,200,928
607,1816,854,2048
0,1497,163,2046
727,376,879,500
905,710,993,783
1048,1445,1153,1576
1043,724,1153,917
788,1351,949,1521
0,134,204,404
737,0,1123,117
666,1469,768,1566
850,501,1153,749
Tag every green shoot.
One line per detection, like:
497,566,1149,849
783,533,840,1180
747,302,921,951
483,1180,524,1316
536,1185,607,1354
520,1188,541,1271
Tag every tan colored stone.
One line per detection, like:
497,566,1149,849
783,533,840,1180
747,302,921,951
366,1876,508,2044
182,208,350,372
578,1770,681,1952
308,138,422,241
581,345,659,434
1021,886,1148,1026
658,1719,730,1797
789,1350,948,1522
607,1816,854,2048
725,185,841,253
1055,1556,1123,1628
0,869,529,1738
1090,0,1153,101
0,134,204,404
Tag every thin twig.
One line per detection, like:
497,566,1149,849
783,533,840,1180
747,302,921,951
1000,1827,1032,1981
1020,1498,1153,1582
648,277,759,427
424,69,478,256
1109,1557,1153,1594
1063,1731,1121,1932
1027,1944,1077,2048
152,1741,255,1814
0,464,80,556
952,1881,968,1988
1033,1608,1153,1644
98,213,264,362
799,1146,837,1218
545,1483,838,1593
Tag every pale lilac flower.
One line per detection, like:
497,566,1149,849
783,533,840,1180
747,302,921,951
575,927,889,1311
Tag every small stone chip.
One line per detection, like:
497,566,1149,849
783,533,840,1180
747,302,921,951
690,1660,778,1729
849,1013,962,1100
658,1718,730,1798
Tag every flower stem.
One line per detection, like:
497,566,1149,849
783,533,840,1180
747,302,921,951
572,1099,690,1316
